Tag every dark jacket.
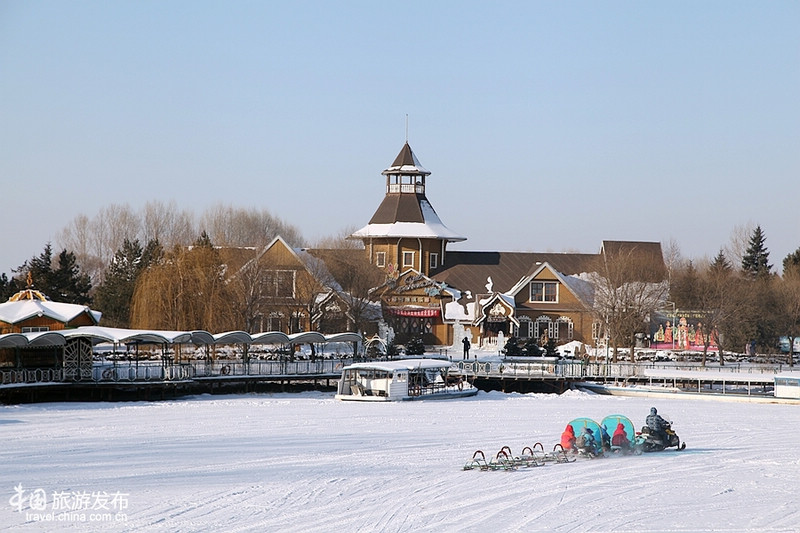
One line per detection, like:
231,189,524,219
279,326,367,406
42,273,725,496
646,408,668,431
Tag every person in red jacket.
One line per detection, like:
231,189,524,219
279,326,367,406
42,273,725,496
612,422,631,451
560,424,576,451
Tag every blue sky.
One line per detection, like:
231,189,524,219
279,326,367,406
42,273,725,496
1,1,798,275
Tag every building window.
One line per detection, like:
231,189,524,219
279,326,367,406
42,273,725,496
376,252,386,268
530,281,558,302
429,253,438,270
518,317,533,339
22,326,50,333
265,270,295,298
402,251,414,268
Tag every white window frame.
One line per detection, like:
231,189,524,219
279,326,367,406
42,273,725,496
376,251,386,268
429,252,438,270
402,251,414,268
530,281,558,303
22,326,50,333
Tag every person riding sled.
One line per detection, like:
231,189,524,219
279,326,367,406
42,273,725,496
612,422,631,452
576,426,598,456
560,424,576,451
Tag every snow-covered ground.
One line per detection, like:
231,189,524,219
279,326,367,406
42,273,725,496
2,390,799,532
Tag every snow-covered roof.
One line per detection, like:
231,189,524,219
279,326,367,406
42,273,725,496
0,299,101,326
342,358,453,373
443,299,476,322
352,199,466,241
381,142,430,176
0,326,364,349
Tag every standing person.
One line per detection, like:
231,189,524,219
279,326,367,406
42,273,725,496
462,336,471,360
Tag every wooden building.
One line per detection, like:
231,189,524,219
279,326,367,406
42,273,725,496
349,142,666,349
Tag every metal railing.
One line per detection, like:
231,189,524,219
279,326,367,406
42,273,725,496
1,357,791,387
1,368,64,385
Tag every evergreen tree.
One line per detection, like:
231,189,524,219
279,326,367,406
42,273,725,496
21,243,56,294
0,272,22,301
741,225,772,278
544,337,559,357
95,238,161,328
405,336,425,355
51,249,92,304
709,249,732,274
522,338,543,357
15,244,92,304
783,247,800,277
502,336,522,356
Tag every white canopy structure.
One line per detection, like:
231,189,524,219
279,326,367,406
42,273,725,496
0,291,101,327
0,326,362,349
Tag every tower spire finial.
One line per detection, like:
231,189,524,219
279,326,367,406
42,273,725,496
405,114,409,143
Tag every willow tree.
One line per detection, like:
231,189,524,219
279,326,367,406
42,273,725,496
130,233,235,332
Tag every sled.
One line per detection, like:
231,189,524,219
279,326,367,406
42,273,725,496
498,445,544,468
488,448,518,471
601,414,641,455
567,417,606,458
532,442,575,463
463,449,491,471
463,448,518,471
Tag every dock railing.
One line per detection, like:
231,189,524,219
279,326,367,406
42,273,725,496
0,357,790,386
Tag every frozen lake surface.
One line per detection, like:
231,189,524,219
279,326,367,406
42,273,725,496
2,390,799,532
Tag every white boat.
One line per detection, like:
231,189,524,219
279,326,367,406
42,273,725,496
335,359,478,401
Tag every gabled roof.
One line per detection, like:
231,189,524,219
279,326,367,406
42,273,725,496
433,251,597,297
506,261,596,309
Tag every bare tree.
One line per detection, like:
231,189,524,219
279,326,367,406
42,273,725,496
774,270,800,367
725,222,755,271
310,229,383,335
142,200,195,248
589,245,668,362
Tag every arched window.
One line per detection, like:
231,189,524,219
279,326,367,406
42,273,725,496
518,316,533,339
534,315,552,341
556,316,574,341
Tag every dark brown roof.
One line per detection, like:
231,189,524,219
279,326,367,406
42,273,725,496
392,143,416,167
601,240,663,259
368,193,426,224
433,251,598,295
383,142,430,176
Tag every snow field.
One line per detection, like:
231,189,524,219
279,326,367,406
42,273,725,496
2,391,799,532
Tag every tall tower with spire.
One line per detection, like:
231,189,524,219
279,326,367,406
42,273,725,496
351,142,465,277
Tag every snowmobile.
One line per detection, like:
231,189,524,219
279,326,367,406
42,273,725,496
638,420,686,452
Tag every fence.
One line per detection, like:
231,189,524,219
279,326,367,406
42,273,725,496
0,357,791,387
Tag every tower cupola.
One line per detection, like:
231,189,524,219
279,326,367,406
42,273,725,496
351,142,465,276
382,142,431,195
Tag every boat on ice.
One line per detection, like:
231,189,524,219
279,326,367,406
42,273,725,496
335,358,478,401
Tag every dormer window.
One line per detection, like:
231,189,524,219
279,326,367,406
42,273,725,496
530,281,558,303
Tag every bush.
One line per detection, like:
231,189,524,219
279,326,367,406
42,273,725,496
503,336,523,356
405,336,426,355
